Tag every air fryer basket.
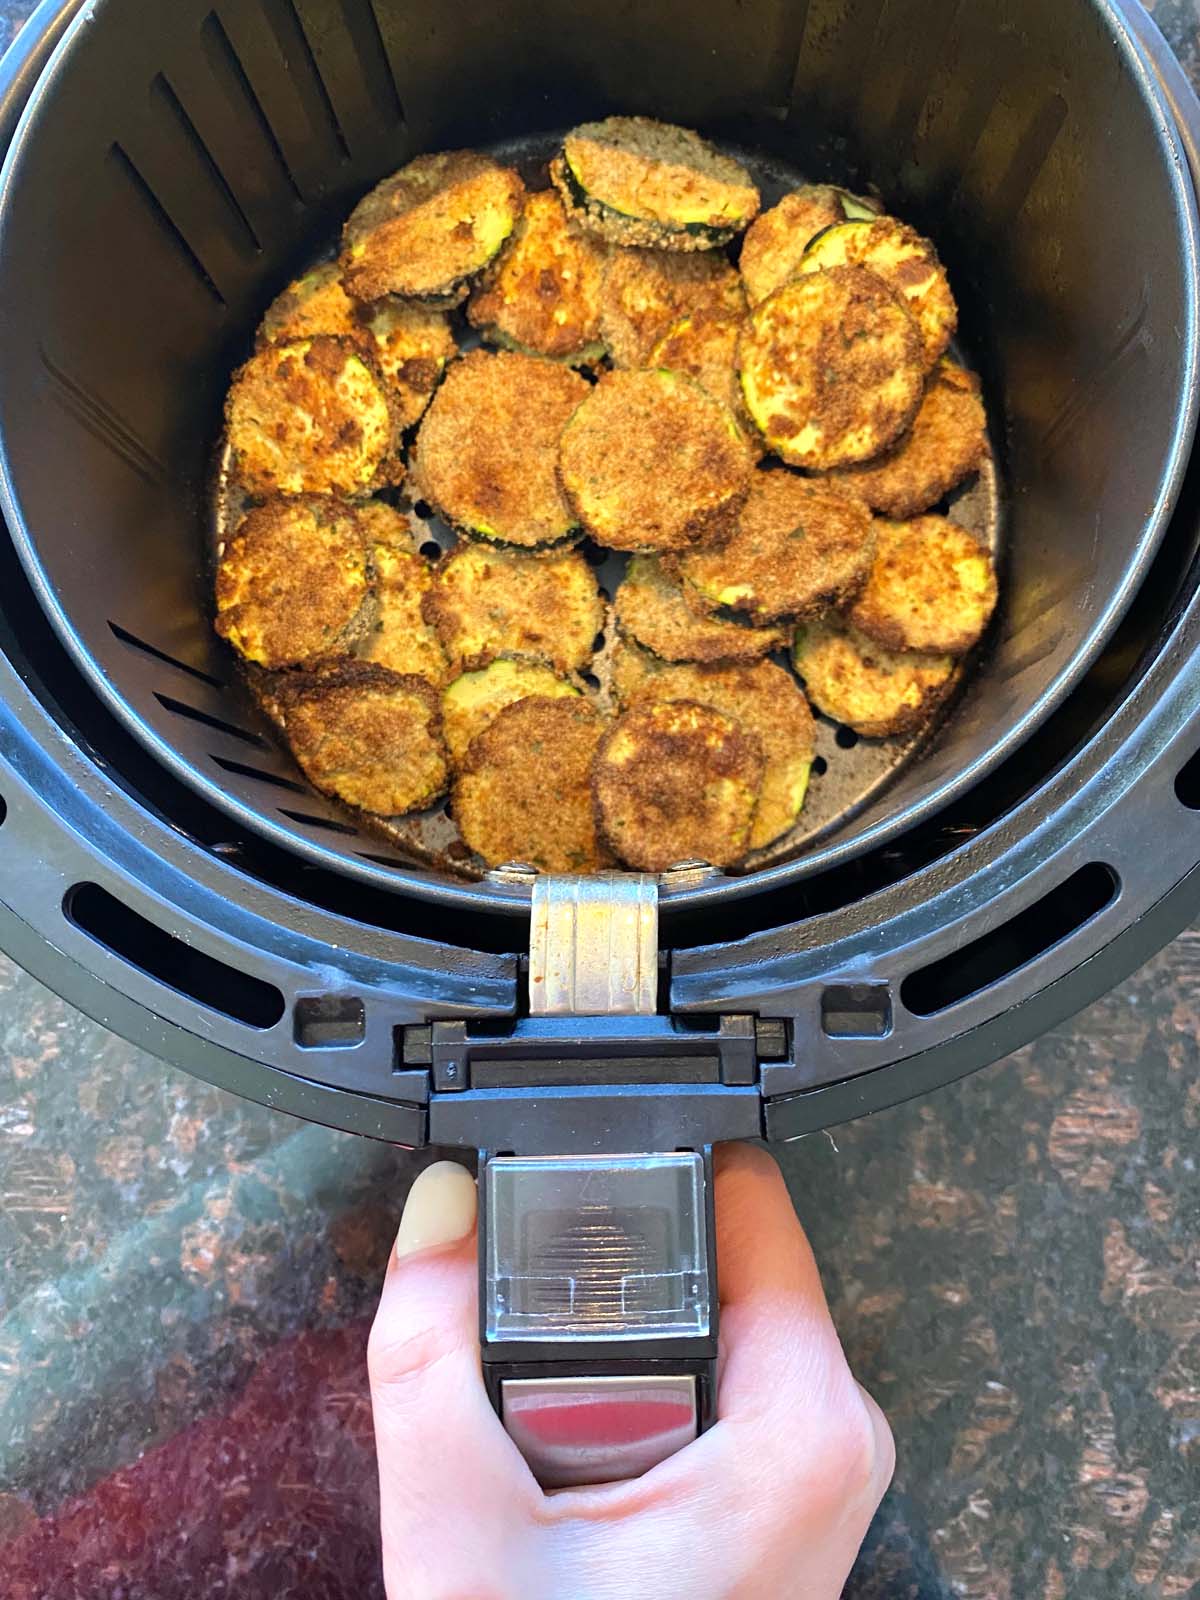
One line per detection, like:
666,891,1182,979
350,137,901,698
0,0,1197,916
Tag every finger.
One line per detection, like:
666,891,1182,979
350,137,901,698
713,1142,852,1418
368,1162,539,1597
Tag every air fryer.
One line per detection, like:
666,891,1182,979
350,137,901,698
1,0,1200,1485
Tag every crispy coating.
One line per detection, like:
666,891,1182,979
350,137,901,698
593,699,765,869
848,515,998,655
599,247,746,367
552,118,759,250
558,368,751,553
352,504,451,685
801,218,957,370
441,657,580,765
739,186,881,306
215,496,374,669
259,262,361,345
739,267,924,469
413,349,587,546
467,190,608,364
226,336,401,499
365,301,458,429
615,555,786,662
678,471,875,624
792,620,956,737
828,361,988,518
258,263,456,432
453,696,608,870
278,661,449,815
615,656,815,849
650,311,761,456
342,150,525,303
424,541,604,674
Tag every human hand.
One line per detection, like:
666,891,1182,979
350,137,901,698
368,1143,894,1600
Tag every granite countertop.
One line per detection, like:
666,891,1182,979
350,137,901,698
1,1,1198,1596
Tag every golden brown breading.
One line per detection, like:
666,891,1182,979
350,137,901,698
226,336,402,499
353,505,450,685
412,349,587,547
467,190,608,364
424,541,604,674
593,699,765,869
649,310,761,456
278,661,449,815
848,515,998,656
257,262,456,432
800,217,957,370
738,267,924,470
558,368,751,553
441,657,580,765
792,620,957,737
738,185,881,306
342,150,525,304
365,301,458,429
453,696,608,870
599,246,746,367
215,496,374,669
828,361,988,518
615,656,815,849
615,555,786,662
259,262,361,345
677,471,875,624
552,118,759,250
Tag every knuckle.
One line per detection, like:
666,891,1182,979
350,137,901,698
368,1314,463,1394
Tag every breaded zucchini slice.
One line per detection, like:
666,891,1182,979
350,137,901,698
792,620,956,737
226,335,401,499
615,555,785,662
278,662,449,816
650,311,761,456
215,496,374,669
453,696,608,871
558,368,751,553
413,349,587,547
848,515,997,656
593,699,765,870
615,656,815,850
342,150,525,305
354,503,450,685
441,657,581,765
739,185,881,306
599,246,745,367
552,117,760,250
424,542,604,674
801,217,957,370
365,301,458,429
467,190,608,365
739,266,924,470
678,471,874,624
257,263,456,432
259,261,361,345
829,360,988,518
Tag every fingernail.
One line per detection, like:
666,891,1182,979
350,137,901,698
394,1160,477,1260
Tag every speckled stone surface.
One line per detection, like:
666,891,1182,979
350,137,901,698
0,1,1199,1596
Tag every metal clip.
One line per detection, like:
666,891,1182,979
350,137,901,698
529,874,658,1016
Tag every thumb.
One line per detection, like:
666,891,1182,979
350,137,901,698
369,1162,538,1596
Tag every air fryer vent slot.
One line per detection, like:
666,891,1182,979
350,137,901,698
65,882,285,1027
209,754,310,795
153,692,267,748
109,142,227,307
901,862,1118,1016
108,621,225,689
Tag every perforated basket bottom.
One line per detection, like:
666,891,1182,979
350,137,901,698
213,132,1003,885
